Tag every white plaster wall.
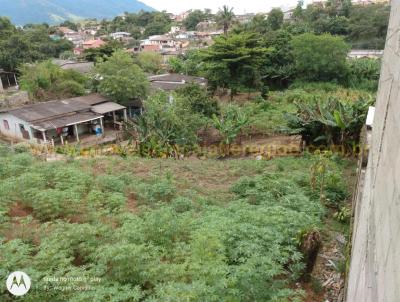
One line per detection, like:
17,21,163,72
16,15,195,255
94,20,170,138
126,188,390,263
0,113,36,142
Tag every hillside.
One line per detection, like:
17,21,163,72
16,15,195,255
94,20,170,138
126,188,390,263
0,0,155,25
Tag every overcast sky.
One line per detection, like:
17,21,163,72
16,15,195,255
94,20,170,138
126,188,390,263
141,0,311,14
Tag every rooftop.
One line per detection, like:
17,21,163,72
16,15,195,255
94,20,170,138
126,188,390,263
3,94,112,130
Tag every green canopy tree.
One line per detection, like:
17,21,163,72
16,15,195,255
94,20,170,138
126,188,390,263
94,50,149,104
183,10,209,31
202,32,269,98
267,8,284,31
291,33,350,82
0,22,73,72
135,52,163,74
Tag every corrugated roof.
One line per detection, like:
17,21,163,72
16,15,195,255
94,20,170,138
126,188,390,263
6,94,109,122
9,99,91,122
91,102,126,114
32,112,103,131
148,73,207,84
69,94,109,106
151,81,188,91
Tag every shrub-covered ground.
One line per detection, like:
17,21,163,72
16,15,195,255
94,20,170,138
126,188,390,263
0,143,355,301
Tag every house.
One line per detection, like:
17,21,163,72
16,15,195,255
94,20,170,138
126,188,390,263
235,14,256,25
174,10,192,22
110,32,131,40
141,35,176,48
58,27,85,47
176,32,196,40
83,39,106,50
170,26,182,35
52,60,94,74
283,8,295,21
0,94,127,146
140,44,162,52
58,27,76,35
148,74,207,92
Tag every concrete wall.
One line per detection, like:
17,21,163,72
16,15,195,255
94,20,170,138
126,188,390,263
346,2,400,301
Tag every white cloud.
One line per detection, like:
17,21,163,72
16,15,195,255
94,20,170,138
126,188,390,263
141,0,309,14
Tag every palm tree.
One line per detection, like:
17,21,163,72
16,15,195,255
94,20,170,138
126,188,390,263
217,5,235,35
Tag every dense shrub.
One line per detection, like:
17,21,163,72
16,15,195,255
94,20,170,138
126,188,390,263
285,94,374,147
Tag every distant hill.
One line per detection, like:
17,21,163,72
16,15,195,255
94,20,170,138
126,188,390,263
0,0,155,25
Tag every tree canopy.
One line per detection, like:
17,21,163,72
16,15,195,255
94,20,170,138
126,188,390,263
94,50,149,104
19,61,87,101
202,33,270,97
0,21,73,72
291,33,350,82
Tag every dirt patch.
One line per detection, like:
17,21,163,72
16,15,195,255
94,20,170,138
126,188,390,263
127,192,139,213
217,92,261,104
8,202,33,218
302,282,325,302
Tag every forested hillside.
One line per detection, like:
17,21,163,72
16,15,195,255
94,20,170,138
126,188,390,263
0,0,154,25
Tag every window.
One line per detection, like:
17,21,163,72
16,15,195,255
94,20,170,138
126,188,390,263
19,124,30,140
3,120,9,130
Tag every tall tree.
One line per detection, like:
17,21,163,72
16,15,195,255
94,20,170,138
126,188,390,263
267,8,284,31
94,50,149,104
202,33,269,98
217,5,235,35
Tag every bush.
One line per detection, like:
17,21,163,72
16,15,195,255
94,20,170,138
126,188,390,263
95,175,125,193
126,92,205,157
346,58,381,91
138,177,177,204
291,33,350,82
32,189,81,220
285,94,374,147
176,83,220,118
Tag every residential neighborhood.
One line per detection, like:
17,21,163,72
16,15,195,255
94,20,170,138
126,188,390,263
0,1,397,302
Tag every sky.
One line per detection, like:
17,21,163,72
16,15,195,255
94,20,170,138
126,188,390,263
141,0,312,14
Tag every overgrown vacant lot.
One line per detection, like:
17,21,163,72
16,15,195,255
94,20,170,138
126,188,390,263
0,144,354,301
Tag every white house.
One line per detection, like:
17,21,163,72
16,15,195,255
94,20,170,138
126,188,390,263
110,32,131,40
141,35,176,48
0,94,127,145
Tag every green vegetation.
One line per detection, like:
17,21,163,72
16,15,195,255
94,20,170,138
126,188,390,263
291,33,350,82
19,61,87,101
93,50,149,105
286,1,390,49
0,143,353,301
100,11,172,39
0,3,383,299
126,92,205,157
183,9,212,31
0,19,73,72
202,33,269,98
216,5,235,35
134,52,163,74
284,85,374,147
